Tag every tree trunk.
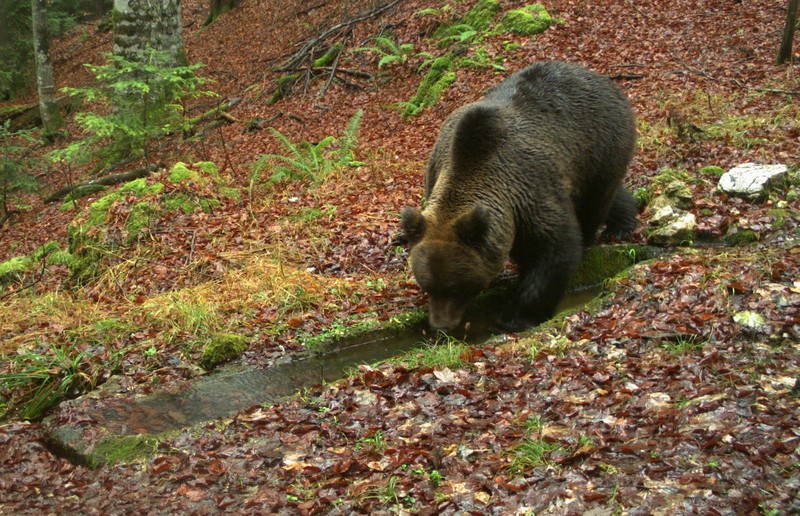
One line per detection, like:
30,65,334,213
113,0,186,66
777,0,799,64
205,0,240,25
31,0,63,135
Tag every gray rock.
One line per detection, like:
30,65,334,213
718,163,788,199
647,207,697,245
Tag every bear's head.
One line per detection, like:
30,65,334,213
401,204,503,332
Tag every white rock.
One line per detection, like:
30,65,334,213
647,210,697,245
718,163,788,198
649,205,676,225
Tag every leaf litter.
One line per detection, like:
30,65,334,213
1,0,800,513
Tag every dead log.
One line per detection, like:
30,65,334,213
0,95,83,132
44,164,160,203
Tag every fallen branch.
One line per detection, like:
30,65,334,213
276,0,401,72
0,95,83,132
185,98,241,128
319,33,349,97
44,164,160,203
282,66,373,79
610,73,645,80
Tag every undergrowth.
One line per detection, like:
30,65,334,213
250,109,364,188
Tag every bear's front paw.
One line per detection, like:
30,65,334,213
492,313,536,333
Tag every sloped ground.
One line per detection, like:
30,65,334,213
1,0,799,512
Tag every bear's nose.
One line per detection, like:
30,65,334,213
428,313,461,334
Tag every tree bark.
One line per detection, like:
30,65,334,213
31,0,63,135
44,164,159,203
777,0,799,64
205,0,240,25
113,0,186,66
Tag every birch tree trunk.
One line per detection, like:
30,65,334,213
113,0,186,66
31,0,63,134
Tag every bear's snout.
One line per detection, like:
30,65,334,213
427,296,469,333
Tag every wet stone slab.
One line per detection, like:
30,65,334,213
42,244,658,467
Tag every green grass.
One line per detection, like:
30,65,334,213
660,335,705,354
508,437,561,473
395,336,470,369
356,430,387,452
0,342,101,419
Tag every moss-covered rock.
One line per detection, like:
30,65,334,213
462,0,501,31
67,180,164,282
48,425,160,469
199,333,249,370
497,3,555,35
87,435,160,468
724,228,760,246
568,244,657,290
0,256,31,283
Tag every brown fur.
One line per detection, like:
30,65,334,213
402,61,637,332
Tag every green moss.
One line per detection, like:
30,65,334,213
725,228,759,246
199,333,249,370
569,245,655,291
768,208,788,229
87,191,122,225
30,241,61,262
633,186,651,210
195,161,219,176
125,201,157,243
45,249,76,267
301,308,427,353
313,43,343,67
699,165,725,177
87,435,160,468
164,192,196,213
218,186,241,201
168,162,199,184
197,198,222,212
119,178,164,196
0,256,31,282
404,60,458,116
462,0,501,31
497,4,555,35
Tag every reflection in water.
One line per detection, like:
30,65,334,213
96,287,601,435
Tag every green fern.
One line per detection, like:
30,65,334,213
437,24,480,45
251,109,364,186
337,108,364,166
353,36,416,68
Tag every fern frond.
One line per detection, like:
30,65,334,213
268,127,304,161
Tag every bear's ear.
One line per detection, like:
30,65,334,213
454,204,490,247
452,105,505,172
401,207,426,245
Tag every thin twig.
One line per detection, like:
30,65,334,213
319,33,349,97
276,0,401,72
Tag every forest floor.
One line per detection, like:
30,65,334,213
1,0,799,513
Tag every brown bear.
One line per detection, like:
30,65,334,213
402,61,638,332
